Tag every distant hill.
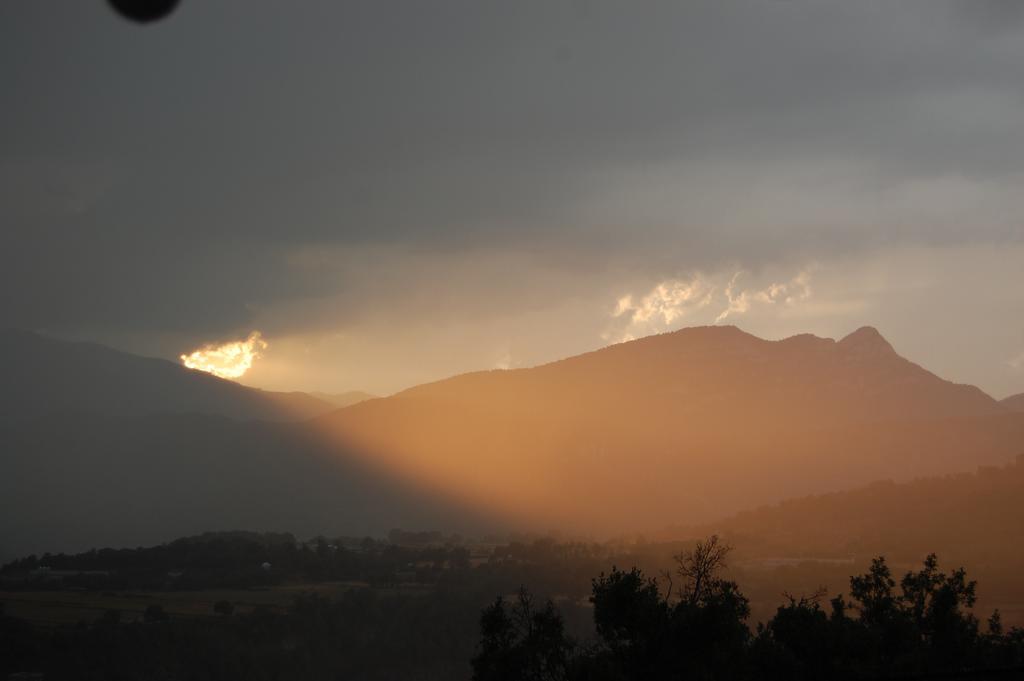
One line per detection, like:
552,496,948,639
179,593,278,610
0,328,336,422
317,325,1022,534
678,453,1024,567
656,455,1024,629
1002,393,1024,412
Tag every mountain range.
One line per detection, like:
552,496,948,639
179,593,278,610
0,328,371,423
316,325,1022,533
1,325,1022,559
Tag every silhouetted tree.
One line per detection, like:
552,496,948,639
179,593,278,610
752,553,1005,679
899,553,979,670
583,537,750,680
472,587,573,681
674,534,732,606
752,590,855,681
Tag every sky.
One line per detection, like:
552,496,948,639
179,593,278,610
2,0,1023,398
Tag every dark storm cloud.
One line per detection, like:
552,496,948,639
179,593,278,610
2,1,1023,341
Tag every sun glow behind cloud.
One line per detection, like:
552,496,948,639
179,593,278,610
180,331,267,379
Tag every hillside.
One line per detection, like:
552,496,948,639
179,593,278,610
317,326,1021,533
681,454,1024,564
4,324,1023,557
676,454,1024,629
0,328,336,422
1003,393,1024,412
0,412,497,559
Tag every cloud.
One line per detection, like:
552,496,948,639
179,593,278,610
178,244,1023,399
6,2,1024,402
608,268,815,341
180,331,268,380
5,1,1024,342
613,276,715,327
715,269,814,323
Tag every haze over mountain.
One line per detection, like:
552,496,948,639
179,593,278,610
679,453,1024,567
662,453,1024,629
318,325,1022,533
0,328,341,423
2,325,1022,558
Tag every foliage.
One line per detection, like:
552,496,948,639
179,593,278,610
473,542,1024,681
4,532,1024,680
472,589,573,681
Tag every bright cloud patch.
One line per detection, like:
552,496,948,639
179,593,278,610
714,270,813,323
608,268,815,342
180,331,267,379
610,276,715,342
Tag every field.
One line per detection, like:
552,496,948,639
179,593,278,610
0,581,433,626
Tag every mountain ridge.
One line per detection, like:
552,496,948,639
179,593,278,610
375,325,1001,423
1002,392,1024,412
0,328,340,422
317,325,1019,533
4,324,1022,555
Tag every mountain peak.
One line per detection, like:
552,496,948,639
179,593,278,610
838,326,896,356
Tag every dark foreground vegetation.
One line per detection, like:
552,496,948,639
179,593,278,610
0,532,601,680
473,536,1024,680
2,533,1023,680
